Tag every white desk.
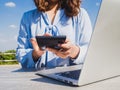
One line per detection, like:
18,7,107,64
0,65,120,90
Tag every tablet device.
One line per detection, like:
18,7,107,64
36,36,66,50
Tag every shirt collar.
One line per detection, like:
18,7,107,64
40,8,65,25
53,8,64,25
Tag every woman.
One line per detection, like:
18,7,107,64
16,0,92,69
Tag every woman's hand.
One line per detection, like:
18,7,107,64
30,38,45,62
47,39,80,59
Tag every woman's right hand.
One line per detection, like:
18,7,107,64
30,38,45,62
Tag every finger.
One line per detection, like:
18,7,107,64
60,43,71,50
30,38,39,51
47,48,69,59
57,52,70,59
64,38,70,43
44,33,52,36
59,39,71,49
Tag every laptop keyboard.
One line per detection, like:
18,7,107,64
55,70,81,80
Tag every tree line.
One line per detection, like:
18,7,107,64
0,50,16,60
0,50,18,65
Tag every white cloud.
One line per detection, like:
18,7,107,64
9,24,17,29
5,2,16,7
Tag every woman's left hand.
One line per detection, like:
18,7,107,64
47,39,80,59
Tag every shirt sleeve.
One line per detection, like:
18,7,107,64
16,13,36,68
72,8,92,64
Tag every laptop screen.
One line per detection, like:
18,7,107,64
36,0,103,86
81,0,102,28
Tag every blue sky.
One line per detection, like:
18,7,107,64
0,0,102,52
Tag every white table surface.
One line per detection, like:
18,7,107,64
0,65,120,90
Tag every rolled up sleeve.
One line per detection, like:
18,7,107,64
16,13,35,68
72,8,92,64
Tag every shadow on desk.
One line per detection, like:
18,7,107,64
11,68,76,87
11,67,120,87
31,76,77,87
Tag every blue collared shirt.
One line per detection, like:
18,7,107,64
16,8,92,69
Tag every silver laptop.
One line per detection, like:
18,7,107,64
36,0,120,86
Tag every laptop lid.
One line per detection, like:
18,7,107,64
36,0,103,86
78,0,120,86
